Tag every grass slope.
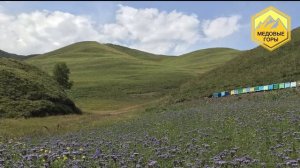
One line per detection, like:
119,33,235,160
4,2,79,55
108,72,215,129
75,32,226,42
0,50,26,60
105,43,170,61
27,41,239,112
164,48,240,73
173,27,300,101
0,57,81,118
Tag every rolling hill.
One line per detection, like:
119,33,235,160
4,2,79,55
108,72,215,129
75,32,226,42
0,57,81,118
0,50,26,60
173,27,300,102
26,42,240,112
164,48,240,73
105,43,169,61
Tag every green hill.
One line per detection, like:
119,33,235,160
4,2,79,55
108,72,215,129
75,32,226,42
105,43,170,61
164,48,240,73
26,42,239,112
0,50,26,60
0,57,81,118
174,27,300,101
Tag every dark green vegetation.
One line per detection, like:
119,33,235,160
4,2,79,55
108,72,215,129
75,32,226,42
0,50,25,60
2,89,300,167
0,57,80,118
0,50,40,60
53,62,73,90
174,27,300,102
26,41,240,111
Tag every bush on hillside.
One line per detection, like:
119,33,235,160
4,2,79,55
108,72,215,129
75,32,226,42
53,62,73,90
0,58,81,118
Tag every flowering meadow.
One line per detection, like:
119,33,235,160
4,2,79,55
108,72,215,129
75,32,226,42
1,90,300,167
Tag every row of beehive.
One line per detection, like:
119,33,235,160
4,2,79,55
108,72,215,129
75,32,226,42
213,81,298,98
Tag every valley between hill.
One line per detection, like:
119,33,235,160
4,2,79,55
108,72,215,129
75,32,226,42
25,42,240,113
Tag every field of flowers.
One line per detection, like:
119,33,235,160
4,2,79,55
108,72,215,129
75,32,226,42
1,90,300,167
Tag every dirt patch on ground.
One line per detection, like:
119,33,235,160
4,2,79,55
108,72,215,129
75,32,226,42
88,101,153,116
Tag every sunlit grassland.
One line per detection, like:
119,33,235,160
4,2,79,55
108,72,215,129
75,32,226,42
28,53,193,111
0,95,160,139
0,104,143,139
163,48,240,74
1,42,240,139
26,42,239,112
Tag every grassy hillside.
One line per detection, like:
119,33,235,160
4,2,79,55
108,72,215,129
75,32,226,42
164,48,240,73
173,27,300,102
106,43,169,61
0,50,26,60
26,42,239,112
0,57,81,118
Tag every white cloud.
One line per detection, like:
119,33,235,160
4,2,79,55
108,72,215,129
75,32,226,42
100,5,201,55
202,15,241,41
0,5,242,55
0,10,102,55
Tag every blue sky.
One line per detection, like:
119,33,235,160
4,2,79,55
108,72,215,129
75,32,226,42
0,1,299,55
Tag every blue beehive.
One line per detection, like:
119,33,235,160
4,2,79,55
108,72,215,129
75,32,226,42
221,91,226,97
268,84,274,90
225,91,230,96
259,86,264,91
285,82,291,88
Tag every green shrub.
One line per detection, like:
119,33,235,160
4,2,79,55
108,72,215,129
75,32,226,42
53,62,73,90
0,57,81,118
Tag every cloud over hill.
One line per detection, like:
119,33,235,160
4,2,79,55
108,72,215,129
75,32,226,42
0,5,241,55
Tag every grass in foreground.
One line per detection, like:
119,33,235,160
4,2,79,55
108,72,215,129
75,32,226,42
0,103,148,138
1,89,300,167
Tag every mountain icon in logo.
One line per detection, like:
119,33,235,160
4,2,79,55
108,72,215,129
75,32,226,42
252,6,291,51
256,16,287,31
